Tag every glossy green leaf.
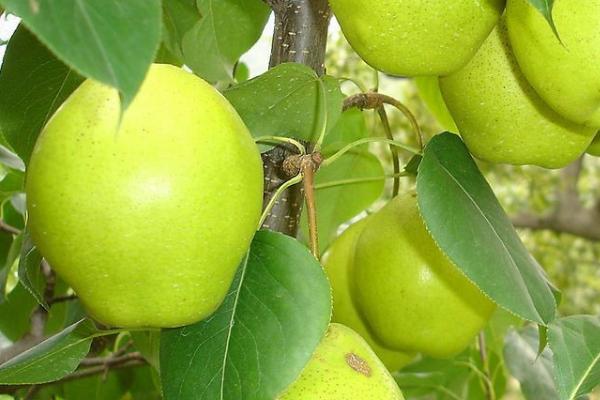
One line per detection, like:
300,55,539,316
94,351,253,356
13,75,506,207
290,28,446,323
163,0,269,83
549,315,600,400
417,133,557,324
0,319,97,384
160,230,331,400
0,0,161,110
0,25,83,163
504,325,558,400
527,0,559,36
17,230,46,309
225,63,344,143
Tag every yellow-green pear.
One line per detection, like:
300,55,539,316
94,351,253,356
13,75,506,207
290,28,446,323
588,133,600,157
323,219,414,371
278,323,405,399
353,192,495,359
506,0,600,128
440,21,595,168
328,0,505,76
26,64,263,328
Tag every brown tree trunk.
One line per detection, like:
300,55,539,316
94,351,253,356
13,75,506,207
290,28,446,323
261,0,331,236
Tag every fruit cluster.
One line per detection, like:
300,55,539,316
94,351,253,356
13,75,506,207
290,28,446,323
331,0,600,168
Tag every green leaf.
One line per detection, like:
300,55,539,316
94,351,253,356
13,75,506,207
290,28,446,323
504,325,558,400
395,347,504,400
414,77,458,133
0,319,97,384
0,170,24,200
303,150,384,253
163,0,270,83
417,133,557,324
0,25,83,164
131,331,161,371
160,230,331,400
225,63,344,143
0,283,37,341
321,108,369,151
17,230,46,309
549,315,600,400
0,232,21,300
527,0,559,37
0,0,161,110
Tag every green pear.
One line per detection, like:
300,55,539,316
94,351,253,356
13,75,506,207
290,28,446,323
353,192,495,358
440,21,595,168
278,323,405,399
506,0,600,128
328,0,504,77
323,218,414,371
588,133,600,157
26,64,263,328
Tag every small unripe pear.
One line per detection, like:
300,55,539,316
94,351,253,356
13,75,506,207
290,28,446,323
323,219,414,371
353,192,495,358
278,324,405,400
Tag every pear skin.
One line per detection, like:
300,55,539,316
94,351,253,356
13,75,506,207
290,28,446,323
353,192,495,358
323,219,414,371
26,64,263,328
440,21,595,168
278,324,405,399
329,0,504,76
507,0,600,128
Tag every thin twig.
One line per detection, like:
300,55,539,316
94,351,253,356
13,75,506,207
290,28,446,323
301,154,322,259
343,92,424,151
478,332,495,400
377,106,400,197
48,294,78,305
0,220,21,235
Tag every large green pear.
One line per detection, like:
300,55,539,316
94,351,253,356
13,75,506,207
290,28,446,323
323,218,414,371
506,0,600,128
328,0,504,77
353,192,495,358
440,21,595,168
588,133,600,157
278,323,405,399
26,64,263,328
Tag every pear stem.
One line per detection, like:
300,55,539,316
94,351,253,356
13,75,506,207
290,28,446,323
322,138,420,168
343,92,424,152
377,106,401,197
300,153,323,259
478,331,496,400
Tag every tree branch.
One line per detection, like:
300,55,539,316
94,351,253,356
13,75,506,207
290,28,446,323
512,157,600,241
261,0,331,236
